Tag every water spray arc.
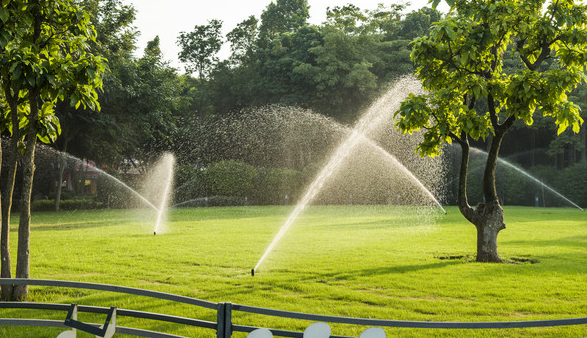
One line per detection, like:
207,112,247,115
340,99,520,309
253,129,364,275
39,145,162,213
470,148,584,211
252,77,444,275
153,153,176,235
360,134,446,214
38,146,179,233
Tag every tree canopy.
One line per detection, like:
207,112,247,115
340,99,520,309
0,0,106,300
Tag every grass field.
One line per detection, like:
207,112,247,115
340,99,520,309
0,205,585,337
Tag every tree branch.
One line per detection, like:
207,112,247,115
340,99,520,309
487,93,499,129
454,132,478,224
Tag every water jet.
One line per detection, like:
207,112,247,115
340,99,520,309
469,148,584,211
253,77,444,272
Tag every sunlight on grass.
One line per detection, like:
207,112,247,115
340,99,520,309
1,206,586,337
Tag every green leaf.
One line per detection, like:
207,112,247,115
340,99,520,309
25,72,35,86
0,7,8,22
12,64,21,80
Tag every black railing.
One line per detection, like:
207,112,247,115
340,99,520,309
0,279,586,338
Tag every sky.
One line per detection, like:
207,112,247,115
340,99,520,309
120,0,448,70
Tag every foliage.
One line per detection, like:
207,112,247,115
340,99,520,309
258,0,309,41
253,167,303,205
174,163,207,204
31,198,103,211
558,162,587,206
177,19,223,78
0,0,106,136
396,0,586,157
204,160,257,198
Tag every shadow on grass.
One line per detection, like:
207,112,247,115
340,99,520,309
308,260,464,281
28,222,116,232
504,236,587,250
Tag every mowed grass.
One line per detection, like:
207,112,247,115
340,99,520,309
0,205,586,337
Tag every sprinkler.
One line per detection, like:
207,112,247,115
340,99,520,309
251,268,255,277
154,231,157,235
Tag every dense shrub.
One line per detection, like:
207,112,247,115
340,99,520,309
174,164,207,205
559,163,587,207
32,199,103,211
204,160,256,198
173,195,247,208
254,167,303,205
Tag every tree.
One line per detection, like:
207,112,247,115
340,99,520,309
227,15,259,66
0,0,105,300
258,0,309,42
177,19,223,81
177,19,223,166
395,0,586,262
291,4,413,121
53,0,138,211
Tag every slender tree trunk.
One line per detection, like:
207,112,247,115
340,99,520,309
1,90,20,300
54,139,70,212
531,129,536,166
581,126,586,163
13,91,40,301
455,135,477,223
0,137,2,293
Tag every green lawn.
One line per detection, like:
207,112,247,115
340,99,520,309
0,205,586,337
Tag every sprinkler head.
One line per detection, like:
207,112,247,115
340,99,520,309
251,268,255,277
154,231,157,235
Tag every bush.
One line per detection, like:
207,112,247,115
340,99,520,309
254,167,303,205
173,195,247,208
204,160,256,198
559,163,587,208
174,164,207,205
32,199,104,211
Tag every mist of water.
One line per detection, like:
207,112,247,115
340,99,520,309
34,145,161,212
252,77,444,274
359,134,446,213
148,153,176,234
32,145,178,232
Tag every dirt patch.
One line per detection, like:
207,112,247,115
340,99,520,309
435,254,540,264
508,257,540,264
436,254,475,261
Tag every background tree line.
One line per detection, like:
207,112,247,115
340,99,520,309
4,0,587,211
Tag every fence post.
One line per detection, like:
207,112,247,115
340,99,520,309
224,302,233,338
217,302,233,338
217,303,225,338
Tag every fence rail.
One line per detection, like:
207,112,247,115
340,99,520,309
0,279,586,337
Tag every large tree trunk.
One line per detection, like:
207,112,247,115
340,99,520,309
474,200,505,262
1,89,20,300
12,91,40,301
455,123,509,263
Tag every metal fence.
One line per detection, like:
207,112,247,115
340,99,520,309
0,278,586,338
